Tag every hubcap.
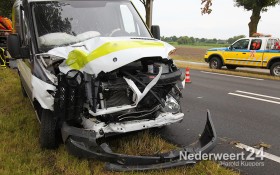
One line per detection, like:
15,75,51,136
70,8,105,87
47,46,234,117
273,65,280,76
211,60,218,68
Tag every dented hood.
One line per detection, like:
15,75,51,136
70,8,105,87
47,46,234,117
46,37,175,75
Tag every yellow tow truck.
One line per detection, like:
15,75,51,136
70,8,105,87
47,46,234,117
204,34,280,76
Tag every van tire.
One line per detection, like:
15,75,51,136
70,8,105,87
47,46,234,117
270,62,280,76
209,57,222,69
40,109,59,149
226,65,237,70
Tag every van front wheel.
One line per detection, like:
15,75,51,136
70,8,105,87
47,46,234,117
270,62,280,76
40,109,59,149
209,57,222,69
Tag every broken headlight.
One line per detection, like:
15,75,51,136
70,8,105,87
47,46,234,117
163,94,180,114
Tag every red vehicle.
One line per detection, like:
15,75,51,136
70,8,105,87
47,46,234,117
0,16,12,46
0,16,12,67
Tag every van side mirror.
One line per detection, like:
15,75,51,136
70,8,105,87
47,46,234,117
7,34,29,59
151,25,160,40
229,45,233,50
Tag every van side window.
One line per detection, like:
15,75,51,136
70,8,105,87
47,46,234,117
14,6,21,34
250,39,262,50
232,39,249,50
266,39,273,50
22,18,29,46
266,39,279,50
19,9,30,46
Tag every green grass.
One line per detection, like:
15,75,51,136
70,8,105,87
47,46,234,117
172,55,205,63
168,42,229,49
0,67,239,175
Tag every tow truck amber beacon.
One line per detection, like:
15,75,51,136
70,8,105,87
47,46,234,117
8,0,217,171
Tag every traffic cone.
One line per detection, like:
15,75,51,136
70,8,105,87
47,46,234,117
185,67,191,83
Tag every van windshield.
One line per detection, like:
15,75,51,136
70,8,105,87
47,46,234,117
32,1,151,52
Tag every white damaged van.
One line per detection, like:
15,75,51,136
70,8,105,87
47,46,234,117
8,0,217,171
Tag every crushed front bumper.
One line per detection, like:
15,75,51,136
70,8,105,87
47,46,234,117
61,110,217,171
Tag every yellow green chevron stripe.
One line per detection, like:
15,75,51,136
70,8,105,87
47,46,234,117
66,40,164,70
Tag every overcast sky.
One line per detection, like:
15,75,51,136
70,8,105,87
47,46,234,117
131,0,280,39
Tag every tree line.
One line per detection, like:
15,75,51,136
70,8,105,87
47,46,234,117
161,35,246,45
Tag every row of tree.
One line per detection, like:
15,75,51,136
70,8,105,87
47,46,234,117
161,35,246,45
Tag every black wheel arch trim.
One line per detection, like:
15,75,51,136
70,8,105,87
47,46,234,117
208,54,224,65
267,57,280,68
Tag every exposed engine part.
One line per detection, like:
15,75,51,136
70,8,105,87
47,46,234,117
92,79,100,113
116,105,160,122
54,70,85,126
99,93,105,109
97,105,161,123
84,73,100,113
104,90,131,108
101,78,132,108
54,58,182,124
84,73,94,108
121,71,165,107
147,62,170,74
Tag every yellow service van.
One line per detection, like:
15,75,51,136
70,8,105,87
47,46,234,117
204,36,280,76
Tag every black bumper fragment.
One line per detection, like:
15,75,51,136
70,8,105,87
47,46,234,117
61,110,217,171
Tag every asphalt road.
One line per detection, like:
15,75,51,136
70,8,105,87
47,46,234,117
160,69,280,175
175,60,271,74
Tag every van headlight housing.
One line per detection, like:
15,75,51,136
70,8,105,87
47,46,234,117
164,94,180,114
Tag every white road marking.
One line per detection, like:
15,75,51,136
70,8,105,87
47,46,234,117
235,143,280,164
236,90,280,101
228,93,280,105
201,71,264,81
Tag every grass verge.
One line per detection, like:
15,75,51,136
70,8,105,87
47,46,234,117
0,67,239,175
172,55,204,63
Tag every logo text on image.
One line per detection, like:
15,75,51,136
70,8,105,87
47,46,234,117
179,147,265,161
